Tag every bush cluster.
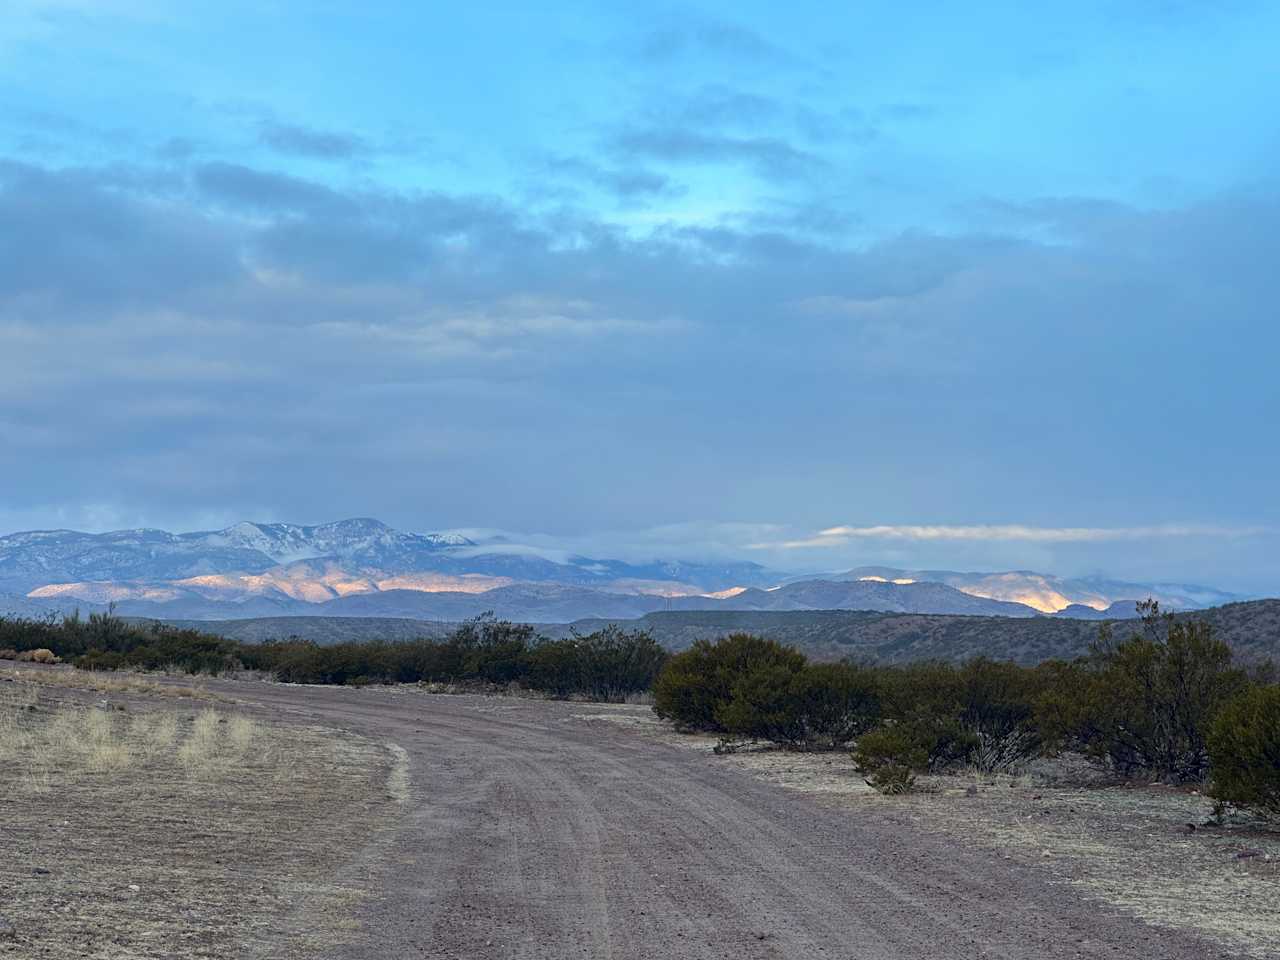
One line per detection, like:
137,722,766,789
0,611,666,703
0,611,241,674
651,605,1280,815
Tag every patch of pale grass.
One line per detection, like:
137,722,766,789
178,709,261,775
0,666,228,701
385,742,410,802
0,686,262,794
129,711,179,756
227,714,258,751
179,708,224,767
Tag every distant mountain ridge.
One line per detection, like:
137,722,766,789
138,600,1280,668
809,566,1240,614
0,518,772,596
0,518,1248,624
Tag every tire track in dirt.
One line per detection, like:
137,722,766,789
226,684,1243,959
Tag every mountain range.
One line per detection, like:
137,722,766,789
0,518,1247,624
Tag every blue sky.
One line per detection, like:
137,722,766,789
1,1,1278,590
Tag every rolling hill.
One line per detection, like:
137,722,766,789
143,599,1280,667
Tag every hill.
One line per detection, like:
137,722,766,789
558,599,1280,665
146,616,458,644
147,599,1280,666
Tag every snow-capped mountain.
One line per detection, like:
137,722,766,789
0,518,774,605
815,566,1241,615
0,518,474,589
0,519,1246,624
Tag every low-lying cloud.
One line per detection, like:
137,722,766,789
767,524,1274,549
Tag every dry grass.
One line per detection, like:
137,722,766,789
0,680,400,959
0,665,229,701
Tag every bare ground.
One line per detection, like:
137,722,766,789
3,668,1273,958
575,707,1280,957
0,671,399,958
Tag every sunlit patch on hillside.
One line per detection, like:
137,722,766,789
593,579,707,597
949,573,1111,613
704,586,748,599
858,576,917,585
28,582,183,603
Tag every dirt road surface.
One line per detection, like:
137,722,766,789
223,683,1240,960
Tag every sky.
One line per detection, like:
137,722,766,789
1,1,1279,592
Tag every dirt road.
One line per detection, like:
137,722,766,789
217,682,1242,960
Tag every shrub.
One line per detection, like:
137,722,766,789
525,626,667,701
871,658,1045,772
718,662,880,750
1048,602,1248,782
852,724,927,793
1208,684,1280,817
75,650,128,671
652,634,806,731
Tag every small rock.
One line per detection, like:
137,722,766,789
1181,823,1197,834
31,867,51,876
128,884,141,892
965,785,979,797
1041,849,1052,857
0,916,15,940
1235,849,1264,860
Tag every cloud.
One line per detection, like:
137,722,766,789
635,18,795,66
2,153,1279,589
258,122,369,160
765,524,1273,549
195,161,350,214
543,156,681,200
611,128,823,181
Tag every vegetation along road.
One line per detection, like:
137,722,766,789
232,682,1236,959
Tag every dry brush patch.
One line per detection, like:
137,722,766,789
0,680,402,959
0,665,229,702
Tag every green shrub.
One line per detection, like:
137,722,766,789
652,633,805,731
74,650,128,671
870,658,1045,772
524,626,667,701
1047,602,1248,782
718,662,880,750
852,724,927,793
1208,684,1280,817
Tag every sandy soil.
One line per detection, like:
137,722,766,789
3,669,1270,958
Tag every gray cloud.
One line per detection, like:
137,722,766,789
195,162,351,215
259,121,369,160
543,156,682,200
635,19,795,66
0,161,240,303
611,128,823,181
2,157,1279,589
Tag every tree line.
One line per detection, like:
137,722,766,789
0,611,666,702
